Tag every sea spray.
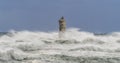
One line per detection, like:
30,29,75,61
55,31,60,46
0,28,119,63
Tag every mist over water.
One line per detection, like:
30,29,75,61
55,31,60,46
0,28,120,63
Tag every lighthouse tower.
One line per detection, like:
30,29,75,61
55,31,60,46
59,16,66,39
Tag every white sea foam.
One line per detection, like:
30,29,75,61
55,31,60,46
0,28,120,63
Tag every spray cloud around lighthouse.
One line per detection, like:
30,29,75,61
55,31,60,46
0,18,119,63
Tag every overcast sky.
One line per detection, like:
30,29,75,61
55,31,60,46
0,0,120,32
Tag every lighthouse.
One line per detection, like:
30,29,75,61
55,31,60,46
59,16,66,39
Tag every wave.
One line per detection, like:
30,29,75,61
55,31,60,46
0,28,120,63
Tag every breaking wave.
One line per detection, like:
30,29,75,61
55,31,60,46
0,28,120,63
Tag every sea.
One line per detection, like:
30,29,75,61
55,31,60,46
0,28,120,63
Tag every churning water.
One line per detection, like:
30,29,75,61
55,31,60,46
0,28,120,63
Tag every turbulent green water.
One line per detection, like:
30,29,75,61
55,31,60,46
0,28,120,63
